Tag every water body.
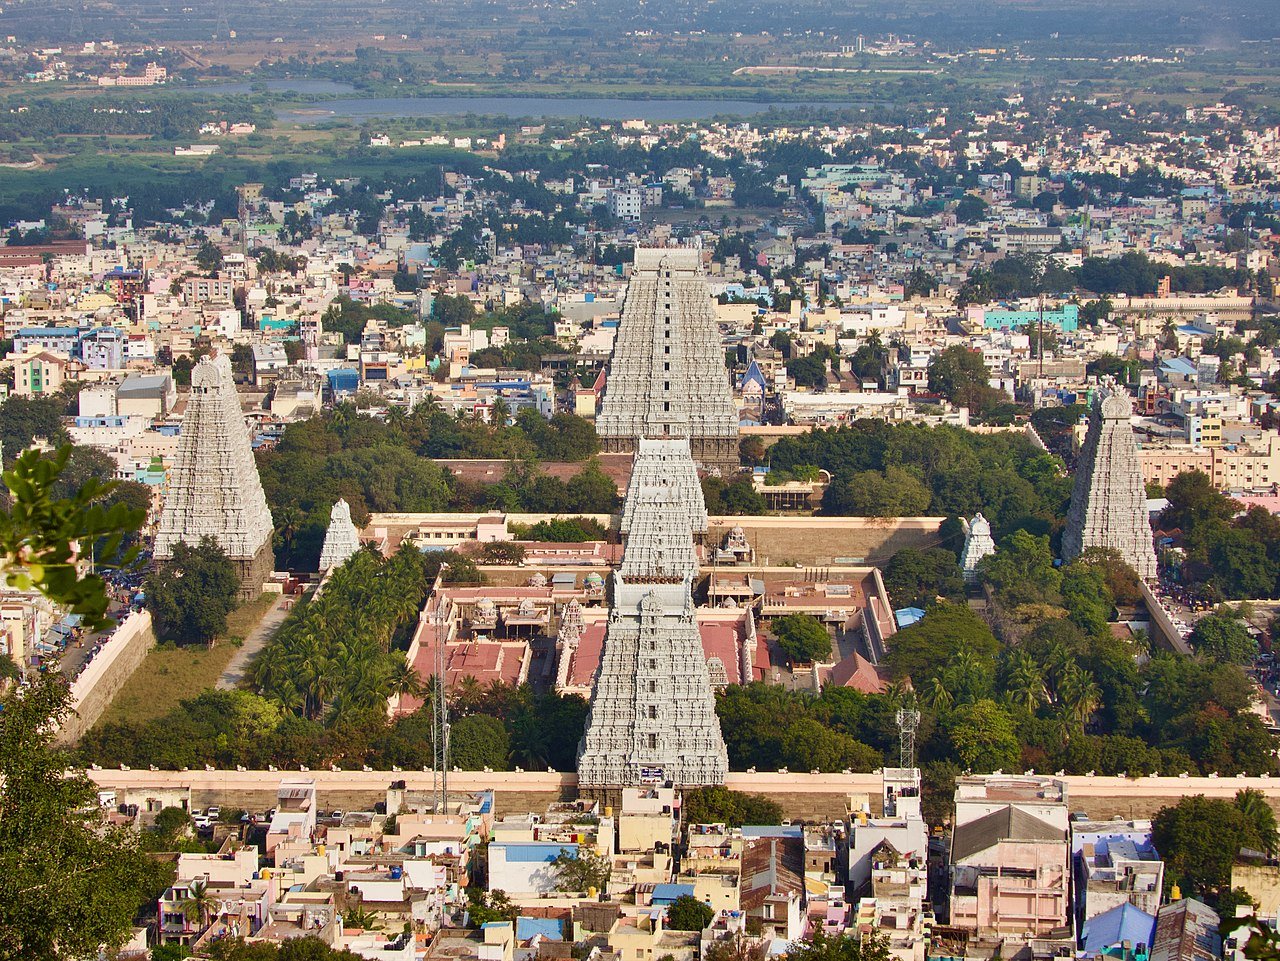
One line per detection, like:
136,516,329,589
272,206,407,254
273,96,842,123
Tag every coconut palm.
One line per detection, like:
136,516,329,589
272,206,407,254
1003,651,1047,715
454,676,484,714
181,879,220,933
1056,664,1101,733
389,657,426,701
1236,788,1280,855
920,674,954,712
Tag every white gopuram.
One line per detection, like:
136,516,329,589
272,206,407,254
154,353,275,597
577,438,729,794
318,498,361,574
1062,391,1158,580
596,247,740,472
960,513,997,585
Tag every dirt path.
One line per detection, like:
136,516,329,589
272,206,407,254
216,596,289,691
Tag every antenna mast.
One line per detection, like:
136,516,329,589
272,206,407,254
896,706,921,769
432,572,451,813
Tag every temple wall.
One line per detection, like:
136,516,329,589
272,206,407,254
706,516,946,567
57,611,155,743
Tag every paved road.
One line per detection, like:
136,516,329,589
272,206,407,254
216,597,289,691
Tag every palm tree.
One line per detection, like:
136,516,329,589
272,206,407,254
1057,664,1101,733
454,676,484,714
389,658,426,701
1043,643,1077,693
1236,789,1280,855
920,674,954,712
181,879,219,934
1003,651,1046,715
274,506,303,560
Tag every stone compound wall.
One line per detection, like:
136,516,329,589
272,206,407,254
86,769,1280,821
706,516,946,567
57,610,155,744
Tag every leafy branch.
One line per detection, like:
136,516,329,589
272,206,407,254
0,447,144,632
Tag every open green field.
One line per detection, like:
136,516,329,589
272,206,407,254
95,593,277,728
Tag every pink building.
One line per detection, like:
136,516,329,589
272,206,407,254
947,776,1073,958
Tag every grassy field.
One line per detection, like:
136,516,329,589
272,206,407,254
95,593,277,728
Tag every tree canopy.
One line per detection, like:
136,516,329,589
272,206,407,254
146,536,241,646
0,674,166,960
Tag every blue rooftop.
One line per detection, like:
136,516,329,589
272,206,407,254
895,607,926,628
498,842,576,863
516,917,564,941
1081,903,1156,957
1161,357,1199,376
741,825,803,839
651,883,695,906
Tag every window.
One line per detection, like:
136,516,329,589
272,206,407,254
648,705,657,719
647,733,657,749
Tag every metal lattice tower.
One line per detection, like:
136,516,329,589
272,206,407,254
214,0,231,40
68,0,86,41
431,587,450,813
896,707,921,770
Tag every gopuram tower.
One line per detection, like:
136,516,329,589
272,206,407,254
596,247,740,473
154,353,276,597
1062,390,1158,580
577,438,729,795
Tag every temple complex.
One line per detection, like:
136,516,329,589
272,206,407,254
1062,391,1158,579
154,353,275,598
596,247,740,473
959,513,996,585
577,438,729,792
318,499,361,574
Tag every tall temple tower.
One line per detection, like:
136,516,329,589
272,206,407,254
597,248,740,473
959,513,996,586
577,438,729,794
154,353,275,597
318,498,361,574
1062,391,1158,579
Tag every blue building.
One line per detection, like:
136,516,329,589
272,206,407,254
982,304,1080,333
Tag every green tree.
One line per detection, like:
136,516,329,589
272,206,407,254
683,786,782,826
780,718,882,772
449,714,510,770
885,603,999,686
947,699,1021,772
882,548,965,608
927,346,1000,413
666,894,715,931
1189,609,1256,664
182,878,220,932
1161,471,1239,533
0,447,143,630
552,846,611,894
772,614,833,665
1236,788,1280,856
1153,794,1262,906
955,195,989,225
146,537,241,646
787,927,891,961
980,530,1061,609
195,241,224,274
824,466,931,517
0,673,165,960
1060,560,1114,637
